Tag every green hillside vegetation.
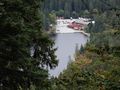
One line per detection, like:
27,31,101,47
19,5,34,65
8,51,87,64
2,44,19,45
48,0,120,90
50,8,120,90
0,0,58,89
43,0,120,18
0,0,120,90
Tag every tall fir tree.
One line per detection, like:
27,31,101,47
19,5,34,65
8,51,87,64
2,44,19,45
0,0,58,89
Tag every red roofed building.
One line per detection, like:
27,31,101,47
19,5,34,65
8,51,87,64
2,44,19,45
67,21,85,30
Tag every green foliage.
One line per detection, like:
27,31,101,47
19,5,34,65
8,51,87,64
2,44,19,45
43,0,120,18
48,12,56,25
80,45,84,54
0,0,58,89
0,0,120,89
56,9,64,17
48,0,120,90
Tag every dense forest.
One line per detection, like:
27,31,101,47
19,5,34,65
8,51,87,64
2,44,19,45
42,0,120,30
0,0,58,89
43,0,117,16
48,0,120,90
0,0,120,90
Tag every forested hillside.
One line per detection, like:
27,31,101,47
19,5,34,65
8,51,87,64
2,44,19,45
43,0,120,18
42,0,120,30
0,0,120,90
49,0,120,90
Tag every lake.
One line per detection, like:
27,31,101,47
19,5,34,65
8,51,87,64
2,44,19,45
49,33,88,77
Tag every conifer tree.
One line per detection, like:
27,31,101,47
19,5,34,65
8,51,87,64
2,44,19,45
0,0,58,89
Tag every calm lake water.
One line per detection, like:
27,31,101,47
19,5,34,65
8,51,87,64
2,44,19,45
49,33,88,77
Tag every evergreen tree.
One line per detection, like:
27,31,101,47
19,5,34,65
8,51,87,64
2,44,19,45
80,45,84,54
0,0,58,89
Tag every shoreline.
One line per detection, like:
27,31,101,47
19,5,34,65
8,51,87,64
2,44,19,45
55,26,90,36
55,18,91,37
55,31,90,36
